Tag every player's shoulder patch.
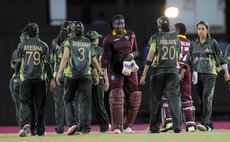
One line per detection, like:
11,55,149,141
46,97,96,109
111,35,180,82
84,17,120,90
124,35,130,40
124,31,135,41
147,34,157,48
150,34,158,42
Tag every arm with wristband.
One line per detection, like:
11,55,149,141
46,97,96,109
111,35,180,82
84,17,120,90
213,40,229,81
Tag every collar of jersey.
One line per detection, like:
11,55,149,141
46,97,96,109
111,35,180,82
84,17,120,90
177,34,187,39
112,29,127,37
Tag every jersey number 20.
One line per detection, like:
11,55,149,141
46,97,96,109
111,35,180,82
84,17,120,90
162,46,176,60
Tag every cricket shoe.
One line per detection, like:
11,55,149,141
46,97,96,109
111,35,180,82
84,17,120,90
161,122,173,132
197,124,213,132
197,124,207,131
146,126,160,133
67,124,80,135
19,124,30,137
123,127,134,134
112,129,121,134
187,126,196,132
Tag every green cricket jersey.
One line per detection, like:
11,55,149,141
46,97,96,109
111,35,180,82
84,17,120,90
16,37,50,81
185,36,227,75
51,39,69,80
148,32,181,75
10,49,17,70
91,44,103,77
11,49,21,83
224,44,230,72
225,44,230,62
92,44,102,63
50,39,65,78
64,36,95,77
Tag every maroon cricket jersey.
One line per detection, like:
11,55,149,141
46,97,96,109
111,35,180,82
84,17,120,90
178,34,191,64
102,30,138,75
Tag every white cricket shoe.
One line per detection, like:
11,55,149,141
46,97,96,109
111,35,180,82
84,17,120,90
123,127,134,134
161,122,173,132
67,125,79,135
197,124,207,131
19,124,30,137
113,129,121,134
187,126,196,132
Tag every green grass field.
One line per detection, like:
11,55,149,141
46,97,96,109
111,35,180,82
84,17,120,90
1,130,230,142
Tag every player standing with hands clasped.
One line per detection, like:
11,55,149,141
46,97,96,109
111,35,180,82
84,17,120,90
86,30,110,132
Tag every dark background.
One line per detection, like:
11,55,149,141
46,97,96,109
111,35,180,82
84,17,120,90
0,0,230,126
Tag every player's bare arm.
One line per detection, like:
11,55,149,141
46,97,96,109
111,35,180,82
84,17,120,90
56,46,69,86
92,57,104,76
140,43,155,85
103,67,109,91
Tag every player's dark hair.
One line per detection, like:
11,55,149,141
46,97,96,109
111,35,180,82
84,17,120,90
56,29,68,46
196,21,209,29
22,22,39,38
110,15,125,29
174,23,186,35
161,24,170,32
157,16,170,32
61,21,71,30
56,21,72,46
70,21,84,36
19,32,28,42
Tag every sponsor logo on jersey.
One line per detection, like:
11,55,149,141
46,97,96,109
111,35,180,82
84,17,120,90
194,56,209,63
113,38,120,42
204,48,213,53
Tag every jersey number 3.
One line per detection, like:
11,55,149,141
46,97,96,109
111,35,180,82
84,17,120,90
78,47,85,61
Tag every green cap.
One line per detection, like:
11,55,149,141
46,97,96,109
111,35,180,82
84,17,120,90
86,30,103,40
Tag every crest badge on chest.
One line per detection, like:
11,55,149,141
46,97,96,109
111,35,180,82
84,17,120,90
204,48,212,53
124,35,129,40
